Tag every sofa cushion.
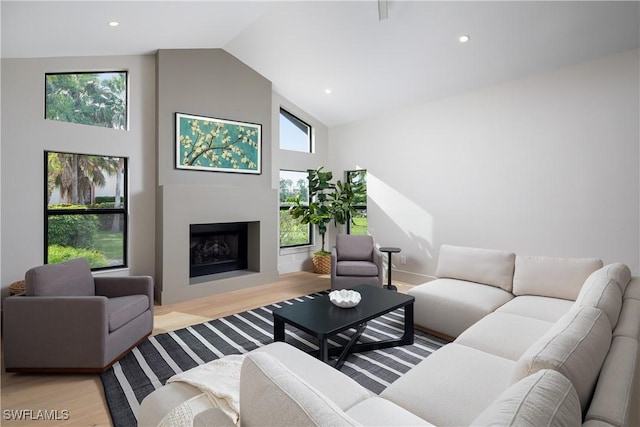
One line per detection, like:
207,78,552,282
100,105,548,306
575,275,622,329
239,352,360,426
25,258,95,297
336,235,373,261
409,278,514,338
586,336,638,427
512,255,603,300
511,306,612,413
472,369,581,427
624,277,640,300
336,260,379,277
107,295,150,332
455,312,553,360
613,298,640,340
345,397,434,426
495,295,574,322
436,244,516,291
381,343,515,426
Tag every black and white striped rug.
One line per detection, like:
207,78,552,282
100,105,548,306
100,291,448,427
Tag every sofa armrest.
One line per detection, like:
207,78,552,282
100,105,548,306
95,276,154,314
331,247,338,280
586,336,638,426
3,296,109,369
255,342,371,410
94,276,153,297
373,249,383,285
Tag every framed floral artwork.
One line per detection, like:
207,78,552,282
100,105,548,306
176,113,261,174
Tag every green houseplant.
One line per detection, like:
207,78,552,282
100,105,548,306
288,167,357,273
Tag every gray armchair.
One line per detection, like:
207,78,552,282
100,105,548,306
331,234,383,290
3,258,153,373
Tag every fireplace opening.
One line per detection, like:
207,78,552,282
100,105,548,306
190,222,248,278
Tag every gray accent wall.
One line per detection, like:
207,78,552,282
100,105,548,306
155,49,278,304
0,49,293,303
0,55,156,294
329,49,640,280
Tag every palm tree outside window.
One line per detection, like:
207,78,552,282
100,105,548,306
45,151,128,270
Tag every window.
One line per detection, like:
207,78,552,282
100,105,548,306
45,71,128,129
279,170,311,247
45,151,128,270
347,170,367,235
279,108,312,152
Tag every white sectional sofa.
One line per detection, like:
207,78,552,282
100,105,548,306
139,245,640,426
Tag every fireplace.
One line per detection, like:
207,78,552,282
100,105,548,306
189,222,249,278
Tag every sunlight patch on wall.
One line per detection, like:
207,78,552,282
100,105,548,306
366,172,434,256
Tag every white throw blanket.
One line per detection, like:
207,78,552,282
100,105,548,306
158,354,245,427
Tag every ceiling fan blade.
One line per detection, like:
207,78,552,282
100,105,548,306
378,0,388,20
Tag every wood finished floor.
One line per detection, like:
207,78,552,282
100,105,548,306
0,272,415,427
2,272,639,426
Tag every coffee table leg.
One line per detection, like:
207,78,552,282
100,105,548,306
319,337,329,363
274,318,285,342
401,303,414,345
334,322,368,370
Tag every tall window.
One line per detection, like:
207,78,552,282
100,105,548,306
45,71,128,130
279,170,311,247
279,108,312,152
347,170,367,235
45,151,128,270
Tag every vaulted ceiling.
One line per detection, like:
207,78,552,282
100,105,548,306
2,1,639,125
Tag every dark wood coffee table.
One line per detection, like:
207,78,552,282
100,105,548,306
272,284,415,369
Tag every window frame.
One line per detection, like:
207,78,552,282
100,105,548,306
346,169,367,235
279,169,313,248
44,70,129,130
44,150,129,271
279,108,312,153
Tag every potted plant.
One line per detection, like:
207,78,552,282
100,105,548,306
288,167,357,274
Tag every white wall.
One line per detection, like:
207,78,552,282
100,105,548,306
329,49,640,281
0,55,156,293
0,3,3,292
273,92,330,273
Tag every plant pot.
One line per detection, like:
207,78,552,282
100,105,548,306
312,253,331,274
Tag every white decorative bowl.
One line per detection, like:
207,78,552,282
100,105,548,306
329,290,362,308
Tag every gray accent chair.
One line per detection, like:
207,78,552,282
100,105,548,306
331,234,383,290
3,258,154,373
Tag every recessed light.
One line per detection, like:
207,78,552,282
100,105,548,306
325,89,332,94
108,21,120,27
459,35,470,43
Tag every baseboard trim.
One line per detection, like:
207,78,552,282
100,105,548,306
415,324,455,342
393,270,435,285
